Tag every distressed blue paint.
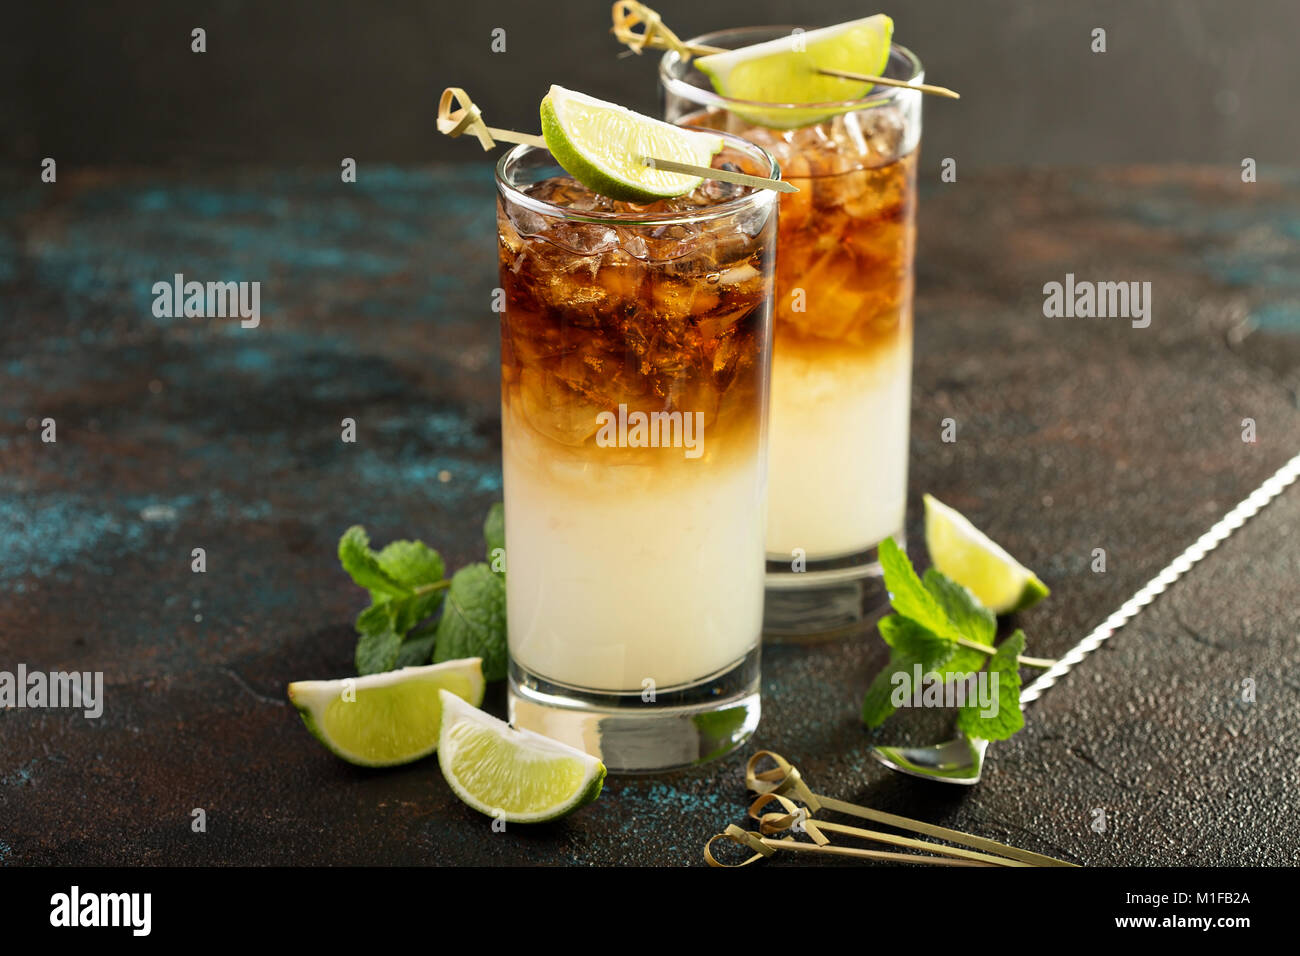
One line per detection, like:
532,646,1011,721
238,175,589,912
1250,303,1300,331
0,486,274,582
1059,173,1300,335
126,187,291,219
11,165,500,336
1203,251,1300,290
2,760,37,787
0,496,148,583
614,781,734,833
374,411,489,451
356,455,502,501
0,236,17,284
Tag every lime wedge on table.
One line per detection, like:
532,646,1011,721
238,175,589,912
288,659,484,767
437,690,606,823
541,85,723,203
695,15,894,129
924,494,1050,614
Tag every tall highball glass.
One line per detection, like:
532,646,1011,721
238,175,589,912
498,132,780,771
663,28,923,640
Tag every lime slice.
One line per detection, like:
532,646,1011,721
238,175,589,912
540,84,723,203
924,494,1050,614
288,659,484,767
437,690,606,823
695,15,894,129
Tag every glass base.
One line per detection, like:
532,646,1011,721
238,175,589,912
762,535,902,643
507,647,761,773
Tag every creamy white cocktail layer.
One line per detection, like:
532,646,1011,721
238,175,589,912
765,336,912,559
503,411,764,692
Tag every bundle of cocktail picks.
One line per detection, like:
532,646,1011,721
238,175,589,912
705,751,1078,867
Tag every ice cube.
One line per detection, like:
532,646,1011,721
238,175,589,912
518,367,604,447
698,162,746,203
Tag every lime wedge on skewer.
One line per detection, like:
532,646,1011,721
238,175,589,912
287,659,484,767
437,690,606,823
695,15,894,129
540,84,723,203
924,494,1050,614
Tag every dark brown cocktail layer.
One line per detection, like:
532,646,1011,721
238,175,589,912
774,152,916,363
497,174,775,471
682,109,918,364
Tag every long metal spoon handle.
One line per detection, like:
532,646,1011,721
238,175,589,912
1020,450,1300,706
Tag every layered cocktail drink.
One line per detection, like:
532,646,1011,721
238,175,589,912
497,131,779,771
662,27,923,638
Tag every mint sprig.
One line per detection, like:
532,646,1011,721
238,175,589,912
862,537,1050,742
338,506,507,680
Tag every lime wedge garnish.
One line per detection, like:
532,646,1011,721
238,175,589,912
924,494,1050,614
694,15,894,129
437,690,606,823
287,659,485,767
540,84,723,203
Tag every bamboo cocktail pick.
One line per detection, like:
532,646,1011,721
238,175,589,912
436,87,797,194
437,87,546,150
704,751,1079,868
611,1,961,99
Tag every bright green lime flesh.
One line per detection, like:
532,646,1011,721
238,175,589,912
288,659,484,767
438,691,606,823
924,494,1050,615
695,15,894,129
541,84,723,203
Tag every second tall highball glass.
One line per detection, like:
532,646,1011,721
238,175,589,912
662,28,924,640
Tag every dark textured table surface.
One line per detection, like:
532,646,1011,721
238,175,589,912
2,164,1298,866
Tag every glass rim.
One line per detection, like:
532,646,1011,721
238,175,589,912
659,26,924,114
493,127,782,227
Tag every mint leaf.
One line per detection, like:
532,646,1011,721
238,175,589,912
862,659,911,727
923,568,994,644
355,602,402,675
376,540,446,630
434,563,507,681
923,568,995,672
878,614,953,660
484,502,505,574
956,630,1025,741
879,537,952,639
376,540,445,588
876,613,909,649
394,627,437,668
339,526,409,600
